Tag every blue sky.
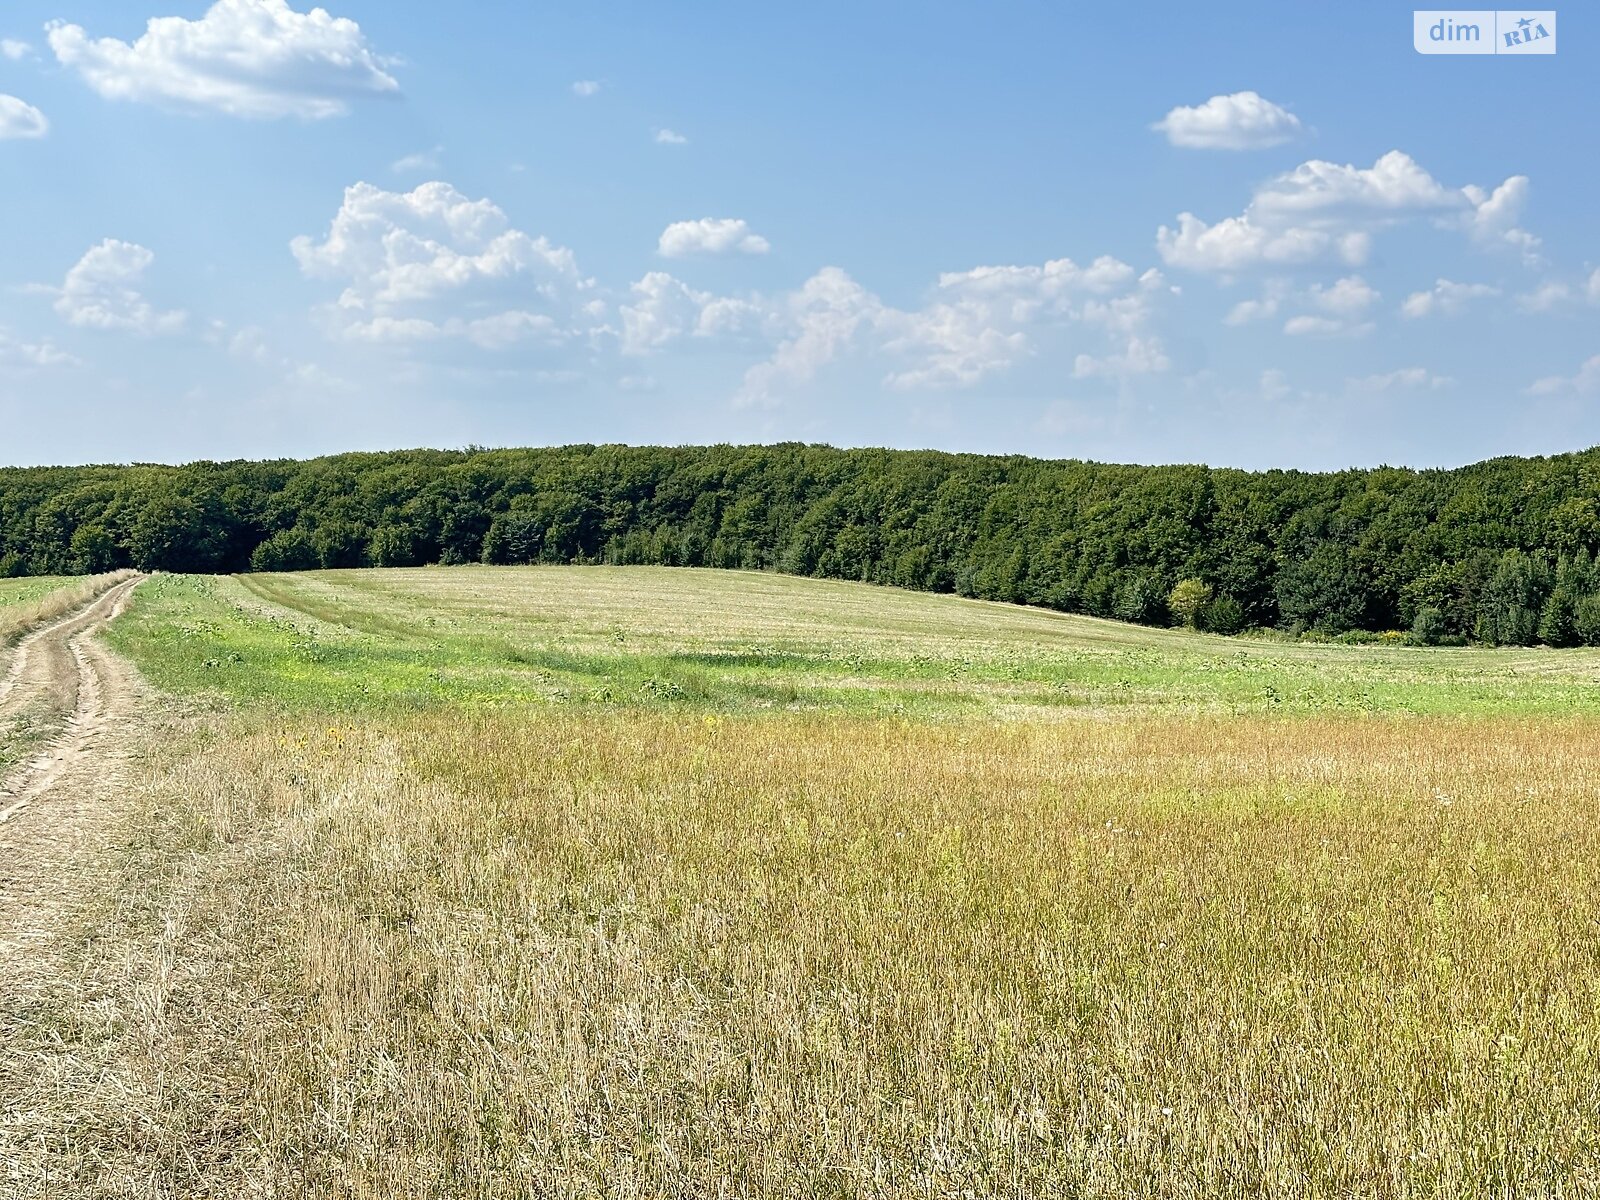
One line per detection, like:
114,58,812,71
0,1,1594,469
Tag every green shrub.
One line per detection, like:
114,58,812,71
1410,605,1448,646
1167,579,1213,629
250,528,319,573
1197,594,1245,635
1575,594,1600,647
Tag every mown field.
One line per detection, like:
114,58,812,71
112,567,1600,716
24,567,1600,1197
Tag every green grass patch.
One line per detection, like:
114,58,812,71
104,566,1600,718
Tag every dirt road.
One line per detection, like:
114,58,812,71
0,576,146,993
1,577,149,1190
0,575,145,827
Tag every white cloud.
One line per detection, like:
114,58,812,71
47,0,398,119
1350,367,1454,391
933,255,1138,304
619,272,761,354
1516,269,1600,312
572,80,601,97
737,268,881,406
1284,313,1372,338
1527,355,1600,397
1,39,33,61
654,128,687,145
884,259,1165,390
1232,276,1376,337
1516,280,1571,312
736,255,1169,404
658,218,770,258
1460,176,1540,263
228,326,271,362
1157,212,1369,273
1283,315,1340,336
286,361,352,391
1308,274,1378,317
1225,296,1279,325
1401,278,1499,318
50,239,187,334
1251,151,1457,220
291,182,1168,404
391,146,443,175
0,94,48,139
1158,151,1538,274
292,181,596,347
1072,335,1170,380
1153,91,1303,150
0,328,77,368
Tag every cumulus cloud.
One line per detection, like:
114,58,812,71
1157,213,1369,273
734,256,1170,404
1283,277,1377,337
1527,355,1600,397
291,181,596,346
1516,269,1600,312
1401,278,1499,318
1307,275,1378,317
885,261,1167,390
1153,91,1303,150
1460,176,1540,263
1,39,33,61
1158,151,1539,274
0,328,77,368
1251,151,1456,219
1283,315,1345,336
1072,335,1170,380
654,128,687,145
1349,367,1454,391
736,268,881,405
572,80,601,97
290,180,1170,405
1225,296,1279,325
619,272,762,354
50,239,187,334
0,94,48,139
658,218,770,258
1225,276,1377,337
47,0,398,119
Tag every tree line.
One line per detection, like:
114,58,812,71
4,442,1600,644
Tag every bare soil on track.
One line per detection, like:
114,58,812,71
0,576,149,1192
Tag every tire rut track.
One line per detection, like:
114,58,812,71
0,576,144,825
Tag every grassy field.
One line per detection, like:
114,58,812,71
0,572,138,642
23,566,1600,1196
1,575,91,642
111,566,1600,716
0,576,75,610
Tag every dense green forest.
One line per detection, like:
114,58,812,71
4,442,1600,644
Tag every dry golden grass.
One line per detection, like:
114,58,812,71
41,705,1600,1197
0,571,137,647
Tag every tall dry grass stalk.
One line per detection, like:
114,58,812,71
0,570,138,648
45,708,1600,1197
